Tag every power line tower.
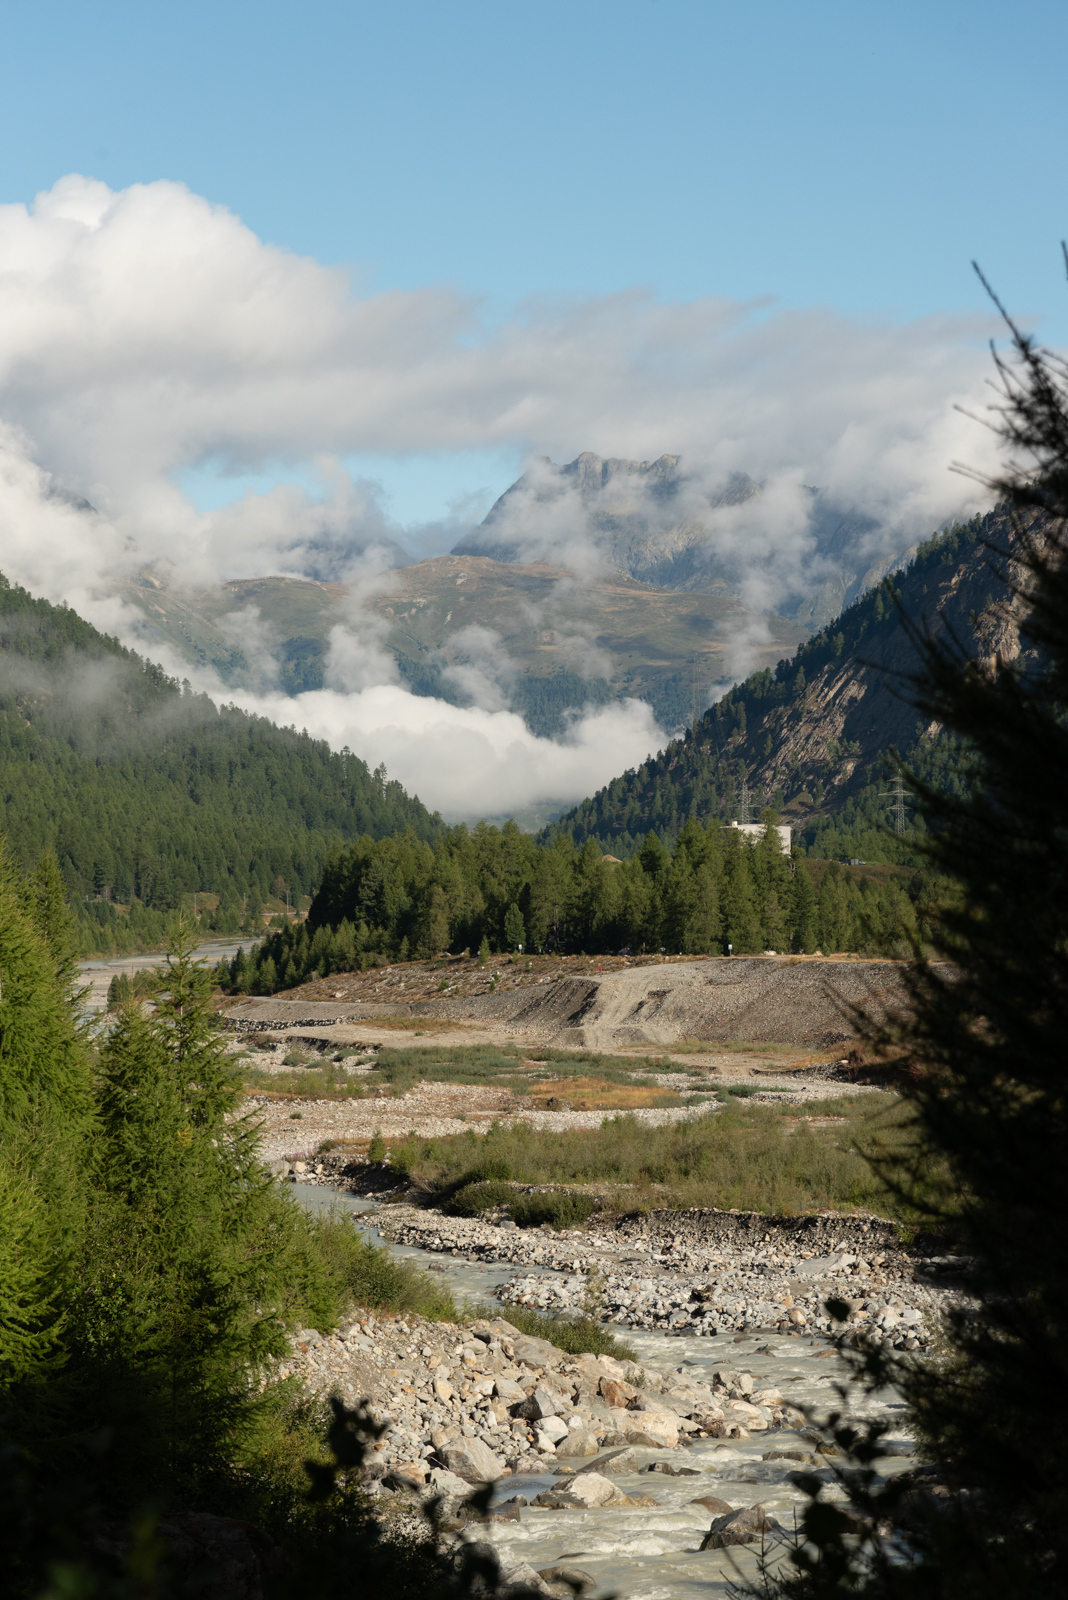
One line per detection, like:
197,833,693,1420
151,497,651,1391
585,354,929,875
879,773,914,835
691,653,700,738
737,777,752,824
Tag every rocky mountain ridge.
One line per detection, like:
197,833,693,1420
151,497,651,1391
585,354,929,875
454,451,918,627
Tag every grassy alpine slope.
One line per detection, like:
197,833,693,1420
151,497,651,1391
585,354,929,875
0,571,440,954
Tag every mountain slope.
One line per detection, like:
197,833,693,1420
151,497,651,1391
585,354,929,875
546,505,1024,857
454,451,916,626
0,572,440,920
116,554,807,736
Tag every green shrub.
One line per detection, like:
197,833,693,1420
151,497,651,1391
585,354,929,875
508,1191,597,1230
367,1129,386,1163
389,1095,943,1223
443,1180,517,1216
493,1302,636,1360
307,1211,457,1321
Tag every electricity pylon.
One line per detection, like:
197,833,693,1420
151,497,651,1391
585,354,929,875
879,773,914,835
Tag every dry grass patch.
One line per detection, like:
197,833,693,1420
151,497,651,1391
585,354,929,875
527,1076,682,1110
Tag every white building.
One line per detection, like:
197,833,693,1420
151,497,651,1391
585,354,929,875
726,820,792,853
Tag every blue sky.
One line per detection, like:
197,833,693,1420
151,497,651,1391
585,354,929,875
2,0,1067,525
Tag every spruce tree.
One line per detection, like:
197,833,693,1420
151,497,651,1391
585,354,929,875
722,842,762,952
790,860,819,952
0,840,90,1124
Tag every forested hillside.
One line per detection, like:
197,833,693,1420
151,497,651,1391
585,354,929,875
0,573,440,951
546,506,1028,860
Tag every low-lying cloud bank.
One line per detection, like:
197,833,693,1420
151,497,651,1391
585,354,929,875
0,173,1012,817
228,684,664,823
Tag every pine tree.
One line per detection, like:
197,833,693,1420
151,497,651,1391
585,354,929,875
722,843,762,953
503,901,526,950
0,840,90,1124
750,266,1068,1600
790,860,819,952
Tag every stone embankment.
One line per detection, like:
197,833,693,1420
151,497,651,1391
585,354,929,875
379,1204,955,1349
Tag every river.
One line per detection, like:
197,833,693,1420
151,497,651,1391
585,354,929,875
291,1184,915,1599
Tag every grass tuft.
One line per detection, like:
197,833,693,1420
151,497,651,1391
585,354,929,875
487,1301,638,1361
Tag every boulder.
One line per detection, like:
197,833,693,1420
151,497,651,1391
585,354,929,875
641,1461,702,1476
690,1495,735,1515
442,1438,505,1482
535,1416,570,1445
555,1430,599,1458
498,1559,554,1596
575,1447,638,1476
433,1378,454,1402
514,1384,561,1421
608,1409,678,1448
427,1467,472,1497
599,1377,635,1408
700,1504,783,1550
494,1377,527,1403
536,1565,597,1596
512,1334,565,1367
534,1471,628,1509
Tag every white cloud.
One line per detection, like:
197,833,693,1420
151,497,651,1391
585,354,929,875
227,682,664,823
0,173,1019,817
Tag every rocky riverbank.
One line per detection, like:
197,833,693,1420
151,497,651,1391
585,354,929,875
274,1310,800,1480
378,1202,956,1350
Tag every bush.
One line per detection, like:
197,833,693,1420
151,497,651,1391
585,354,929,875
494,1302,637,1360
508,1191,597,1230
389,1095,944,1223
307,1211,457,1321
442,1180,517,1216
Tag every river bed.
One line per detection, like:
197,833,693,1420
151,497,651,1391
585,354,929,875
291,1184,917,1599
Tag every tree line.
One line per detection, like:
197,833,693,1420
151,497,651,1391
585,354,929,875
226,815,924,994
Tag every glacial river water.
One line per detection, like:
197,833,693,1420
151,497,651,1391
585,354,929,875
292,1185,916,1599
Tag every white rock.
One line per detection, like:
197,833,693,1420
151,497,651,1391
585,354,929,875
442,1438,505,1481
558,1471,628,1507
537,1415,570,1445
427,1467,471,1497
